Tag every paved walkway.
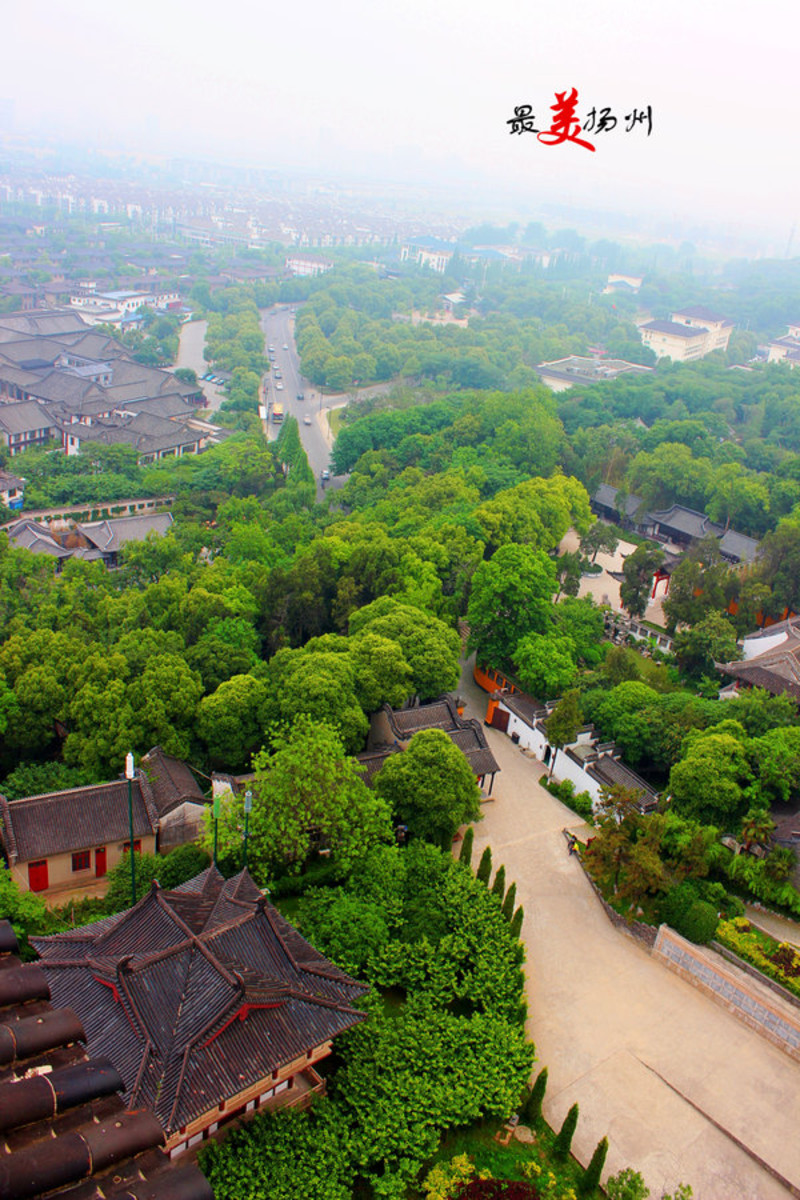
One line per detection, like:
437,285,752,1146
459,659,800,1199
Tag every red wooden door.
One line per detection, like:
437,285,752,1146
95,847,107,877
491,707,510,732
28,859,49,892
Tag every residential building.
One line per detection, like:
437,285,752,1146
284,254,333,277
717,616,800,705
0,399,58,454
767,323,800,366
0,920,213,1200
33,867,367,1156
638,305,733,362
400,238,455,274
0,466,23,509
0,747,206,895
602,274,643,295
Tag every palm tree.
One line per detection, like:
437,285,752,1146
740,809,776,853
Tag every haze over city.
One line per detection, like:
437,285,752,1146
3,0,797,246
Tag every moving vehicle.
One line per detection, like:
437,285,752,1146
321,468,330,480
297,392,305,401
275,382,284,390
272,403,284,423
303,415,312,425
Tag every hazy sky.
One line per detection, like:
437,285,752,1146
4,0,798,237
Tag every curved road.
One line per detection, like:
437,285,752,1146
459,657,800,1200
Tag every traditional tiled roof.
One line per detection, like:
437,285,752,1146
384,696,461,737
646,505,724,541
718,622,800,702
141,746,206,817
592,484,644,520
717,528,760,564
0,920,213,1200
33,869,367,1135
75,511,174,553
0,309,89,339
4,518,71,558
586,755,659,813
0,399,55,436
382,697,500,778
0,777,159,866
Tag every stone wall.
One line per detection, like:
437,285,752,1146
653,925,800,1063
577,860,658,948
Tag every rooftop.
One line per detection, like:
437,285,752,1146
33,868,367,1135
0,920,212,1200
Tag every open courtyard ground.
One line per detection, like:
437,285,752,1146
459,658,800,1200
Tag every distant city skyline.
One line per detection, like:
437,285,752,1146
4,0,797,250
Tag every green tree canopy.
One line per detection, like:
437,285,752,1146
374,728,482,847
467,543,557,668
208,716,393,879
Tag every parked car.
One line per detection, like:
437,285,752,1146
297,392,305,401
322,468,330,480
303,415,312,425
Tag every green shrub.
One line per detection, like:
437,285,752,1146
554,1102,579,1159
579,1135,608,1196
570,790,595,821
502,882,517,921
477,847,492,885
459,826,474,868
510,906,524,939
677,899,719,945
522,1066,547,1124
492,865,506,899
659,881,698,929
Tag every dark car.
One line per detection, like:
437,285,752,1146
297,392,305,401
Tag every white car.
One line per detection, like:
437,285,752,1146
303,415,312,425
283,344,289,350
275,382,284,390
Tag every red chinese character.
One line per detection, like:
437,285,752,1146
538,88,596,151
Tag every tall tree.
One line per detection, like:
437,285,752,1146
208,716,393,879
619,542,664,620
544,689,582,777
467,544,557,669
374,729,482,848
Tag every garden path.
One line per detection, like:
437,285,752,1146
459,656,800,1200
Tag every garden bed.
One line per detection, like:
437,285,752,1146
715,917,800,1003
415,1117,589,1200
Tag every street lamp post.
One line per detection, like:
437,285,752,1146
213,793,221,867
125,752,136,906
243,789,253,870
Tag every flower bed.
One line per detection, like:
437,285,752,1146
715,917,800,1001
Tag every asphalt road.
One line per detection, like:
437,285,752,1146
259,306,336,490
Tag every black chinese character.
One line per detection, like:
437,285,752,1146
583,106,617,134
507,105,539,134
624,106,653,135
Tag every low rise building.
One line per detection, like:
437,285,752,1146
368,695,500,794
639,305,733,362
484,689,658,813
0,920,213,1200
0,747,206,895
33,867,367,1157
535,355,651,392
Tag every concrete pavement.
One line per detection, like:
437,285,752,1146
459,658,800,1199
